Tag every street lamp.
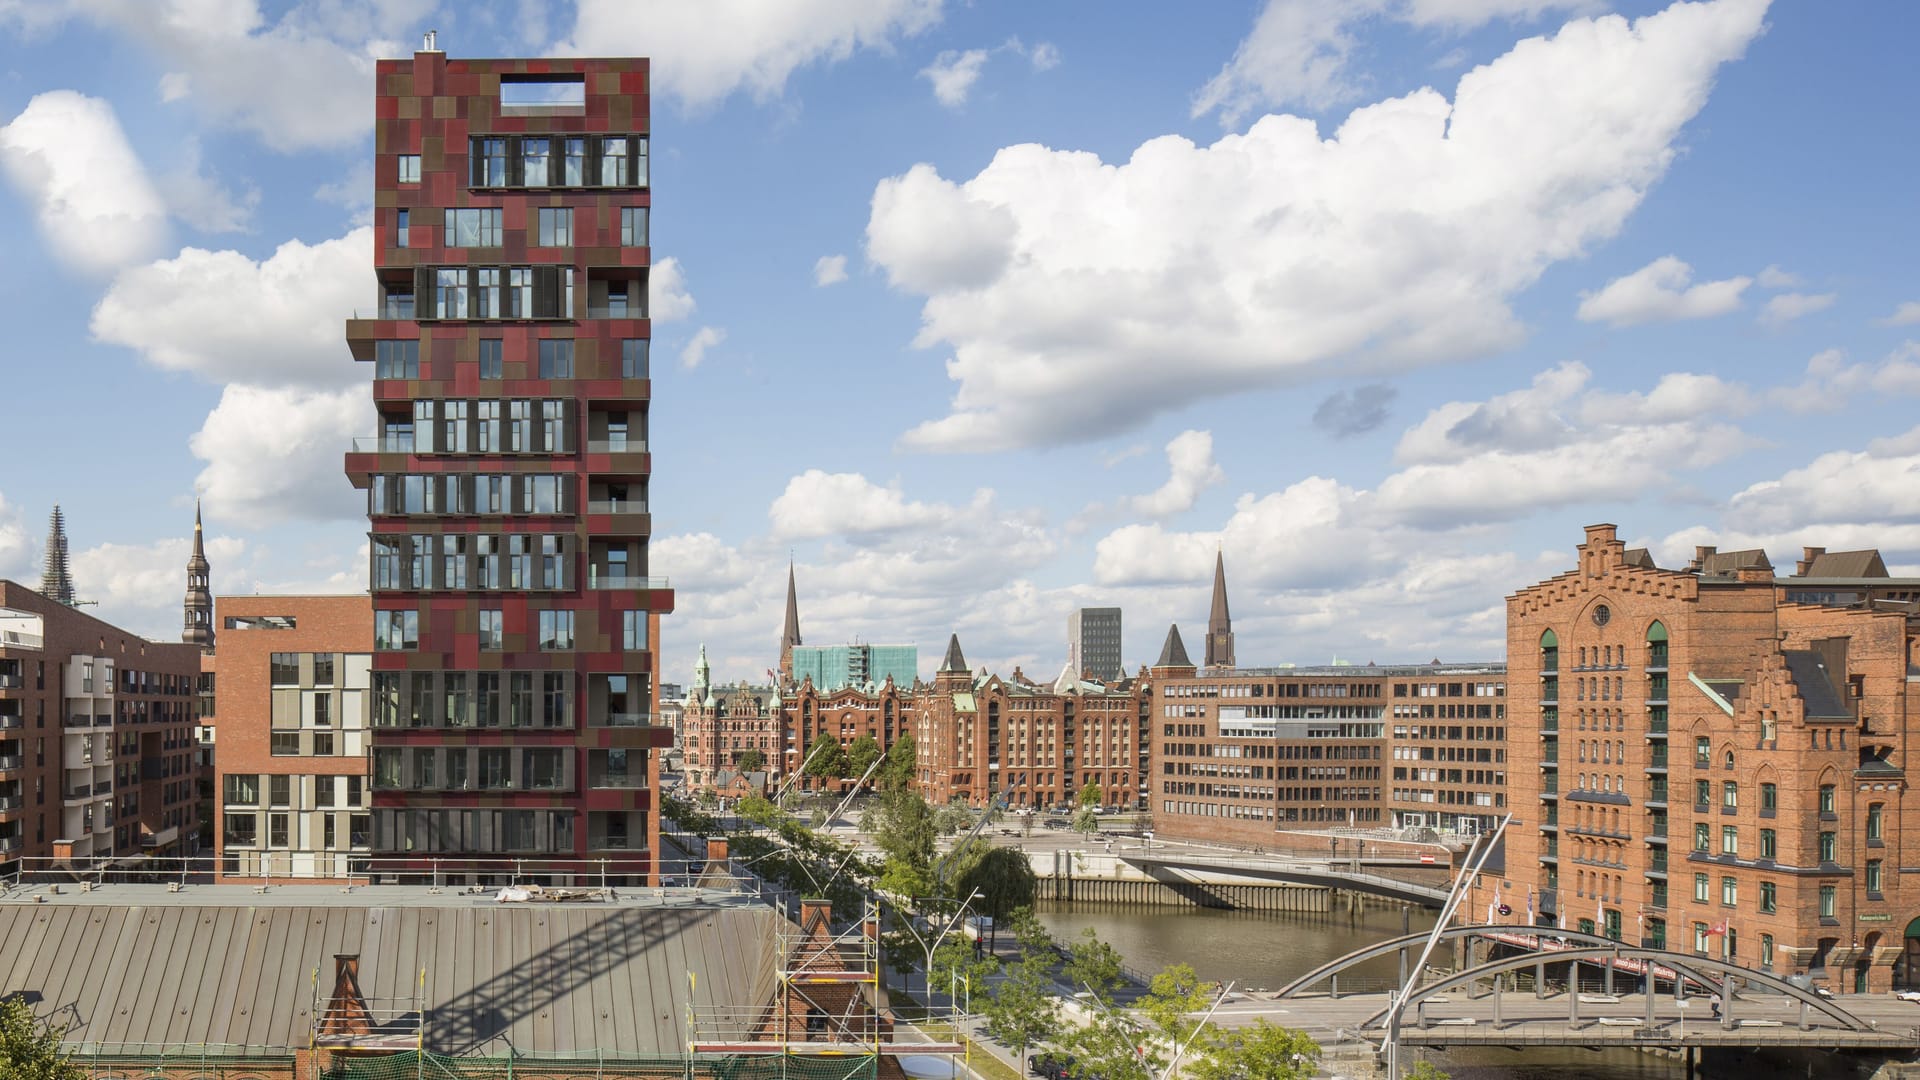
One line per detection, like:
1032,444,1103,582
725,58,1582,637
896,889,984,1002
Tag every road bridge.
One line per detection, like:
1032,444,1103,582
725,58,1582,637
1117,850,1451,905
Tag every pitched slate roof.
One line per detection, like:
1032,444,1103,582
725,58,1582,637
1803,550,1889,578
1783,649,1851,721
1701,549,1772,574
939,634,967,674
1154,623,1193,668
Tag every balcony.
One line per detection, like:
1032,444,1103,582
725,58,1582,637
350,436,416,454
588,770,647,790
597,712,659,728
586,576,671,591
139,825,180,849
0,835,19,854
585,439,650,456
0,796,20,811
0,755,22,772
0,673,20,690
64,783,90,800
0,714,21,730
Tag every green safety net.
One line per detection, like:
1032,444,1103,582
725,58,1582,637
321,1052,879,1080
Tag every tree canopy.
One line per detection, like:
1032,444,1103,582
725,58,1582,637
845,735,884,782
733,748,765,773
0,998,86,1080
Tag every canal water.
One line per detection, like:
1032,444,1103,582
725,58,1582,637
1034,901,1685,1079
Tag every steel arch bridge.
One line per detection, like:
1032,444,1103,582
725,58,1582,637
1276,923,1873,1035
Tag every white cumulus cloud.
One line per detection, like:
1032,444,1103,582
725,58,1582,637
1575,255,1751,327
91,228,372,388
813,254,849,286
0,90,169,275
650,256,697,322
868,0,1770,452
679,326,726,369
1878,301,1920,327
62,0,429,152
921,48,989,107
1761,291,1837,327
1191,0,1607,123
189,384,370,528
1123,431,1226,518
557,0,945,110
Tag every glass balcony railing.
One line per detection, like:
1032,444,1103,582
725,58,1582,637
586,439,649,454
588,772,647,790
586,575,671,590
0,756,23,772
351,436,415,453
586,500,649,515
597,712,658,728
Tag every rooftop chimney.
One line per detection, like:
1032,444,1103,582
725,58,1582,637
800,898,832,931
421,29,439,52
1691,545,1717,572
1798,546,1826,576
319,954,374,1038
705,836,728,863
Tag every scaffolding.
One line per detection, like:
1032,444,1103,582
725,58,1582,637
687,900,966,1080
310,955,427,1055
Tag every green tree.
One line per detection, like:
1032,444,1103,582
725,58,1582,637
934,801,974,836
734,748,765,773
879,732,918,791
803,739,850,780
0,997,86,1080
1187,1019,1320,1080
1072,805,1102,838
1078,780,1103,808
736,793,781,830
954,844,1038,947
929,930,999,1010
846,734,884,782
1058,1006,1153,1080
864,787,937,892
1401,1060,1450,1080
980,946,1063,1074
1063,926,1126,1003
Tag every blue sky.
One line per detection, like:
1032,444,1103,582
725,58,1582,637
1,0,1917,688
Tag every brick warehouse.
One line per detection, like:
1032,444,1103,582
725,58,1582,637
1481,524,1920,993
342,44,672,882
0,581,203,869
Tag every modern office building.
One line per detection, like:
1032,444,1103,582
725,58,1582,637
0,581,203,869
789,644,918,693
343,43,672,882
212,595,373,882
1068,606,1123,682
1481,524,1920,993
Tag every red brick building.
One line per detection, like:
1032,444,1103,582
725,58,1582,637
913,636,1146,811
212,595,373,882
342,46,671,881
0,581,202,869
1484,524,1920,993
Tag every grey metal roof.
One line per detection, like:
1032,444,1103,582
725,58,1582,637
0,889,781,1056
1800,550,1889,579
1783,650,1851,721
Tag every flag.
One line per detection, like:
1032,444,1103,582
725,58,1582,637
1709,920,1728,936
1526,889,1535,924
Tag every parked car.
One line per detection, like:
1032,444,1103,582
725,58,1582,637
1031,1052,1075,1079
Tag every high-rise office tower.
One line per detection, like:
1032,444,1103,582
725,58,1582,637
1067,607,1123,682
345,41,671,883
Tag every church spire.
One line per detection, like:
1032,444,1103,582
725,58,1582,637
40,505,75,606
1204,549,1234,668
778,558,802,682
183,500,215,649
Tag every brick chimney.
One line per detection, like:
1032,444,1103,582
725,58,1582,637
799,898,832,931
319,954,373,1038
705,836,728,863
1798,546,1826,576
1691,545,1717,572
